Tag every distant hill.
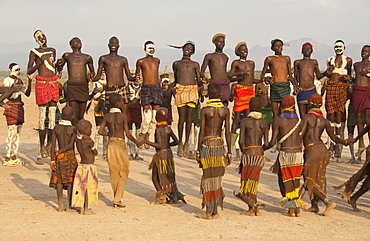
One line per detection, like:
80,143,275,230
0,38,366,73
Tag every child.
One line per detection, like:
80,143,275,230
127,79,143,160
98,94,141,208
49,106,78,212
72,120,99,215
160,75,174,126
1,63,32,166
144,107,186,204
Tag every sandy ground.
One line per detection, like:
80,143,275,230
1,90,370,241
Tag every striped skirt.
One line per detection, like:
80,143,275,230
200,137,226,214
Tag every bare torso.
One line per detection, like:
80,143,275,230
240,117,268,155
272,117,302,152
201,53,229,81
136,57,160,85
76,137,95,164
354,61,370,86
294,58,319,88
264,56,291,82
27,47,56,78
103,113,127,139
202,106,229,137
100,54,129,86
63,52,94,82
173,59,200,85
255,83,270,107
231,60,255,86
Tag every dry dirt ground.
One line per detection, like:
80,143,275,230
1,91,370,241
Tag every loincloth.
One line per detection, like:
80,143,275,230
208,79,231,102
3,101,24,126
200,136,226,213
302,143,331,200
297,86,316,106
270,81,291,102
66,80,89,102
233,84,255,112
49,150,78,190
278,150,304,208
351,85,370,114
325,79,348,113
72,163,99,208
235,149,265,207
149,149,185,202
140,83,162,106
175,84,199,107
260,106,272,125
105,84,129,104
35,75,60,105
127,105,142,124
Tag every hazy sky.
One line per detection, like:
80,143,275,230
0,0,369,51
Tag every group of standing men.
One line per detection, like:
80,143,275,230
2,30,370,218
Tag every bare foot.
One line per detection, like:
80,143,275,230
83,209,96,215
197,213,212,220
212,214,219,219
57,207,64,212
36,158,44,165
65,208,76,213
295,208,301,217
283,208,295,217
113,202,126,208
241,209,255,216
254,207,261,216
303,206,319,213
355,146,366,157
349,197,360,212
322,200,336,216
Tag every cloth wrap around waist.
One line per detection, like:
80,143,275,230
200,136,226,213
140,83,163,106
351,84,370,114
233,84,255,112
3,101,24,125
66,80,89,102
270,81,291,102
175,84,199,107
297,86,316,106
325,78,348,113
149,149,185,202
35,75,60,105
49,150,78,190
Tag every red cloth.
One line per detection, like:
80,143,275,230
127,105,142,124
3,101,24,125
351,85,370,114
35,75,60,105
233,84,254,112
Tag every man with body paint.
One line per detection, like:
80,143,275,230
27,30,59,165
1,63,32,166
323,40,353,159
135,41,162,146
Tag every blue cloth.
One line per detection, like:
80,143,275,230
297,87,316,106
140,83,163,106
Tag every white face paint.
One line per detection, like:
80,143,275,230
10,65,20,77
145,44,155,56
34,30,46,47
334,42,345,55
